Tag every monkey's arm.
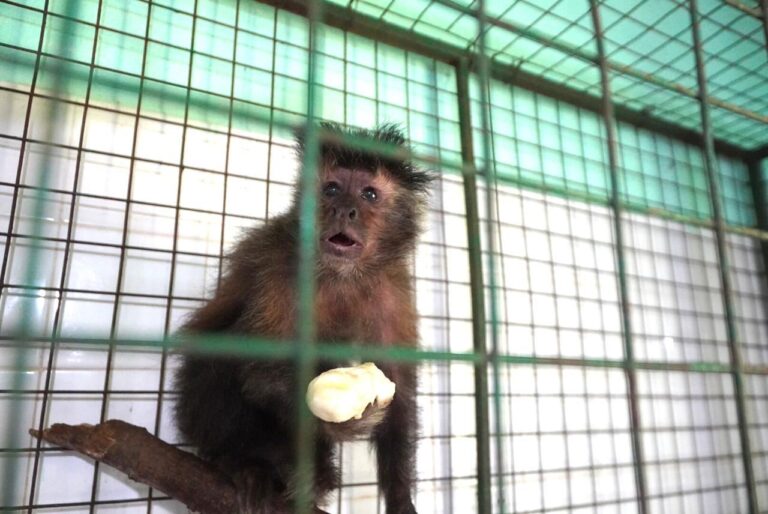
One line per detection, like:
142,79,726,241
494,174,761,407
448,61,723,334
175,254,300,462
370,286,420,514
183,218,295,335
183,286,247,333
375,363,418,514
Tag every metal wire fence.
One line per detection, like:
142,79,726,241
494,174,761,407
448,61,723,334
0,0,767,512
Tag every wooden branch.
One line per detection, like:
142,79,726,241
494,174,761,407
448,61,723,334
30,420,330,514
30,420,237,513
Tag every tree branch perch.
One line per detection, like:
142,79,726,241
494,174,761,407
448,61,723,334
30,420,237,513
30,420,330,514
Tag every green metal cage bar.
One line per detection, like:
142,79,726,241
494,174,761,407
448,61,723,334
2,0,85,507
470,1,506,512
455,57,493,514
688,0,758,511
293,0,322,510
588,2,647,512
1,0,767,512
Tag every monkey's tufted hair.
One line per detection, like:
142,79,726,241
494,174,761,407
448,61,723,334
294,122,434,195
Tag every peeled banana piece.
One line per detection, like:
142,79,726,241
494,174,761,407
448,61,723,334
306,362,396,423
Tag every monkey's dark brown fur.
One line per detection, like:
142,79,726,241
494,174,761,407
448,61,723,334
174,123,432,514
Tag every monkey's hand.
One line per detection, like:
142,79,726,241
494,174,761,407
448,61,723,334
306,363,395,423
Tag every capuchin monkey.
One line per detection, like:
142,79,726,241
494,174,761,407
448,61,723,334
174,123,433,514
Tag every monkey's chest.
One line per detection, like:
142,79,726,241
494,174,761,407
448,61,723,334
314,293,383,344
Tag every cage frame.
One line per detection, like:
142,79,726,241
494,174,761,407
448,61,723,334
0,0,767,513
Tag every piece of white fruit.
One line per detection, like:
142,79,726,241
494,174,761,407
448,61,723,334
306,362,396,423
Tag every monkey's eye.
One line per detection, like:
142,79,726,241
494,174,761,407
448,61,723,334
361,187,378,202
323,182,340,197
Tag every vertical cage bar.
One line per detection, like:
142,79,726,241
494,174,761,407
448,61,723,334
294,0,323,512
0,0,82,507
688,1,759,512
428,57,456,513
262,8,280,223
761,0,768,55
104,0,154,468
73,0,153,505
216,0,242,288
474,1,506,512
29,0,105,510
755,0,768,291
101,0,182,508
102,1,174,511
747,159,768,291
159,1,204,469
0,0,51,507
0,9,46,297
455,58,492,514
587,3,649,513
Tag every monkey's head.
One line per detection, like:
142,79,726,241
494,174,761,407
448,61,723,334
295,123,433,275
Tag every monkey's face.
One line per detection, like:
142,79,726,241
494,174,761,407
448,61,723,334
318,166,394,268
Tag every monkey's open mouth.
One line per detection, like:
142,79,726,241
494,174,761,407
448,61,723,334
323,231,363,259
328,233,357,247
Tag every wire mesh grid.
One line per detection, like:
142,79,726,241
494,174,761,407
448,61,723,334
0,0,767,513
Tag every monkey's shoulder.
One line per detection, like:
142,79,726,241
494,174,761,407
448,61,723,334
230,213,298,258
229,214,298,271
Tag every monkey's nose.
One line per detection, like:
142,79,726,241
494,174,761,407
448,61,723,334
332,207,357,220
